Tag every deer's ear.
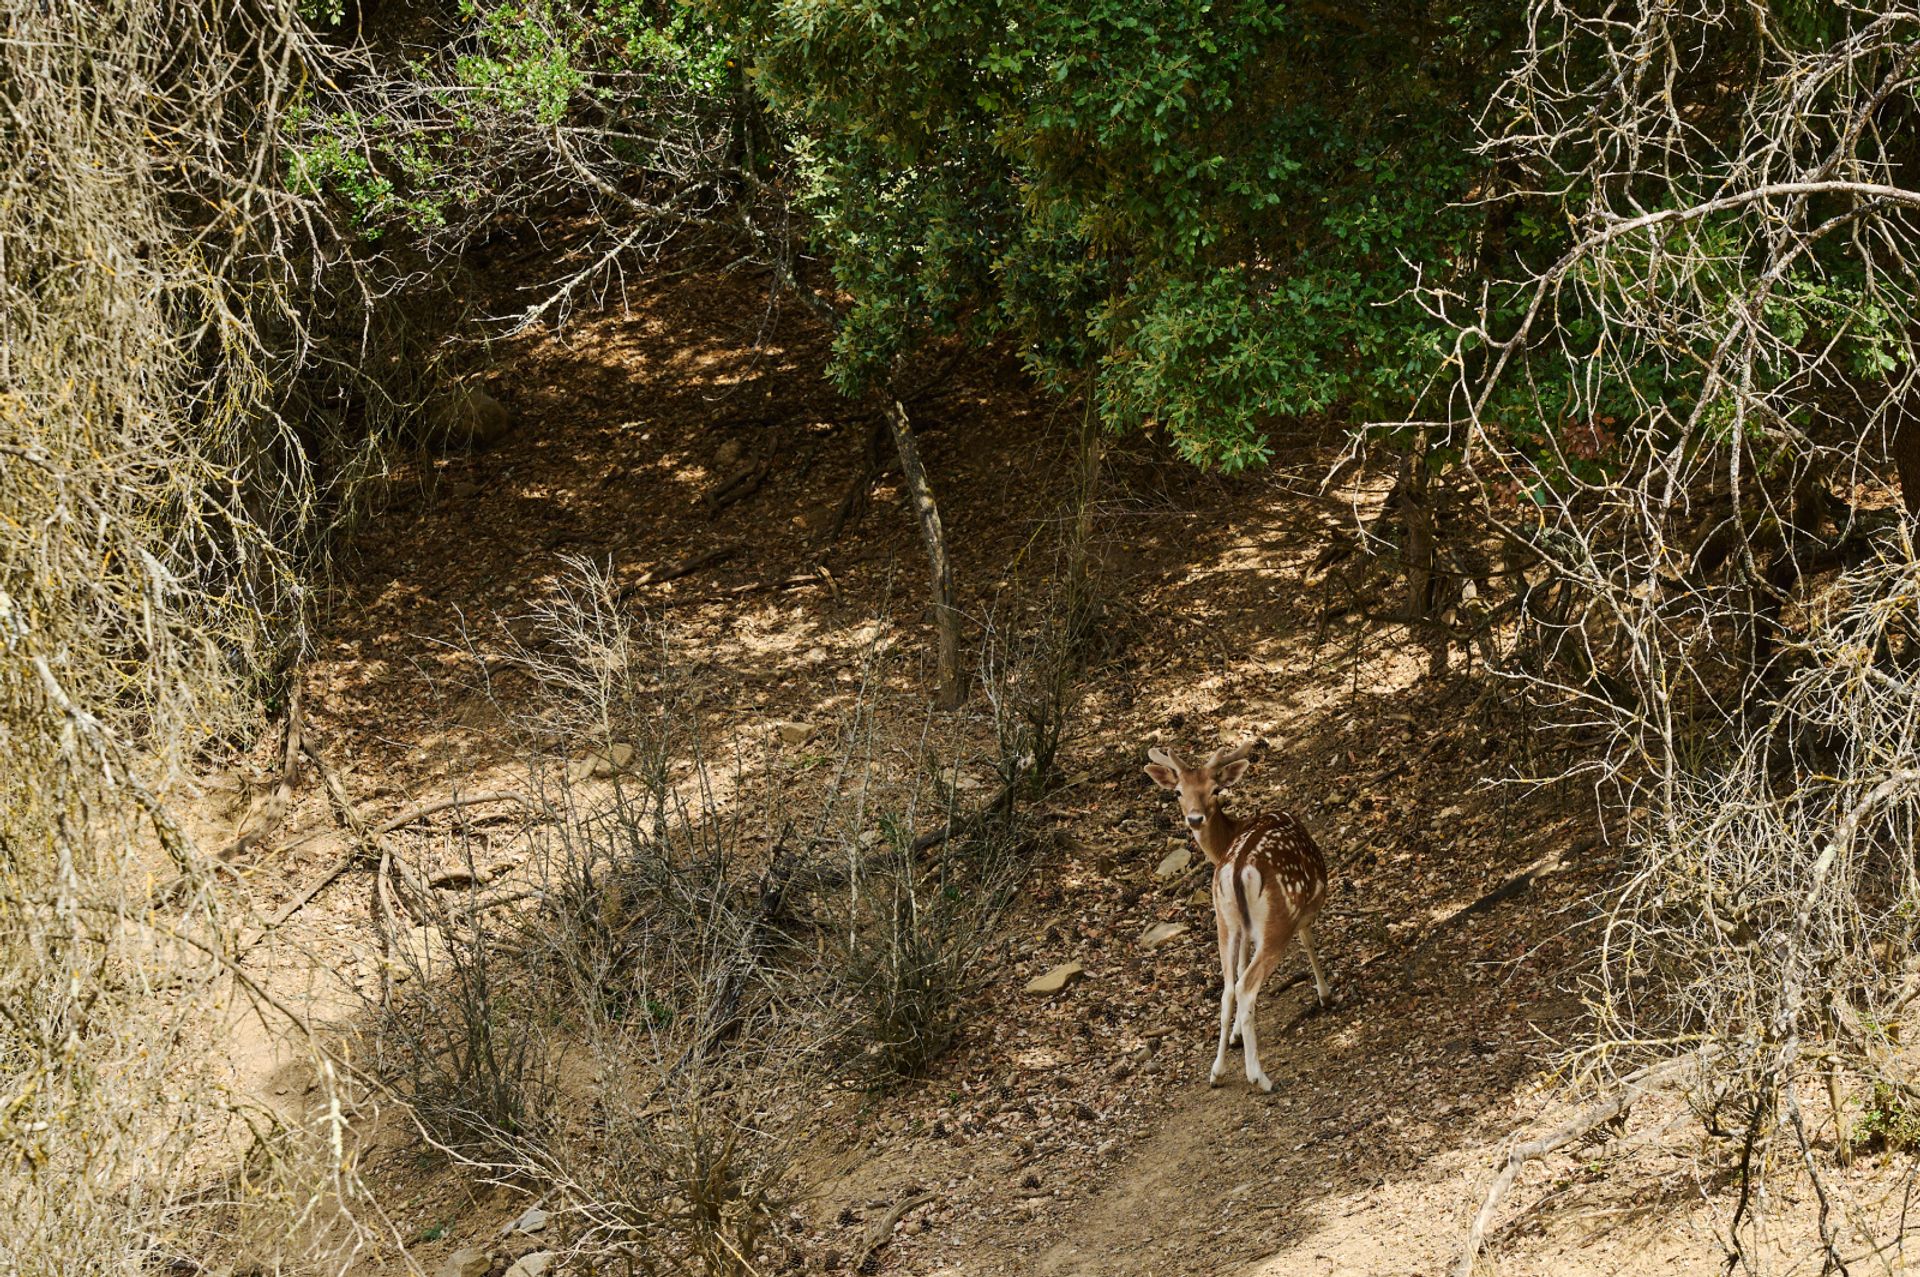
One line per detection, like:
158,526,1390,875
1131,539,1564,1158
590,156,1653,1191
1144,763,1180,791
1215,759,1250,788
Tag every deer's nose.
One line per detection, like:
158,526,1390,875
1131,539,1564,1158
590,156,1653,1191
1185,811,1205,828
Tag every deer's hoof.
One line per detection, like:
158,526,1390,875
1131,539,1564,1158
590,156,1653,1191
1252,1073,1274,1094
1208,1066,1225,1088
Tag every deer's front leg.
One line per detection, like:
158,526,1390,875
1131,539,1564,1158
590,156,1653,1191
1210,881,1239,1087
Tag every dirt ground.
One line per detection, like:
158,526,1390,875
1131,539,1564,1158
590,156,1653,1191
191,264,1916,1277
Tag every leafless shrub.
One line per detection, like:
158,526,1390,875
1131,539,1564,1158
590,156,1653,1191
372,557,815,1272
0,2,400,1271
834,814,1024,1084
829,610,1067,1083
1409,2,1920,1265
514,825,809,1277
1596,529,1920,1067
978,560,1106,802
380,753,811,1273
528,1043,808,1277
375,905,557,1158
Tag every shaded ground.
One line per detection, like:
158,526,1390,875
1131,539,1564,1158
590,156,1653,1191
190,264,1907,1277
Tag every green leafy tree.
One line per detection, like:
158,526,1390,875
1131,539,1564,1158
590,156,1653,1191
718,0,1517,470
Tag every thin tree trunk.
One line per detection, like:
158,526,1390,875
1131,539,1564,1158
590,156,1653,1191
884,396,963,707
1396,450,1448,677
1070,391,1104,576
1064,391,1106,643
1893,395,1920,515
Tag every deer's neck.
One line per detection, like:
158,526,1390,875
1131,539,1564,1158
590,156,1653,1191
1194,811,1244,865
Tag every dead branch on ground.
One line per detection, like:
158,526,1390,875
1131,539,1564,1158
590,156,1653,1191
1455,1050,1718,1276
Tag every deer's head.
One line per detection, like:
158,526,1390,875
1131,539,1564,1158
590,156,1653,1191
1144,742,1256,835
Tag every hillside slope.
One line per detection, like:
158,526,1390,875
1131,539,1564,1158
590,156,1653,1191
204,266,1900,1277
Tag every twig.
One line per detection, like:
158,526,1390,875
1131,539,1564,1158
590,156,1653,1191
275,787,529,855
705,458,773,513
236,846,359,956
373,791,528,836
858,1191,936,1270
280,678,304,788
820,417,889,545
910,782,1014,854
466,886,541,912
302,738,434,908
655,569,828,608
620,541,743,598
1455,1050,1715,1275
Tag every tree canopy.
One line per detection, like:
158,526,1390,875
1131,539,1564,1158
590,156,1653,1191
716,0,1516,468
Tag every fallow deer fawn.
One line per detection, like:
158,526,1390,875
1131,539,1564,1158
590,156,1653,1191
1145,742,1330,1092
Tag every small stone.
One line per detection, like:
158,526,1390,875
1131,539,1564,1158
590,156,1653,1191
1155,846,1192,879
1138,921,1189,951
598,743,636,774
772,721,814,746
567,742,636,782
506,1206,549,1235
392,924,439,980
505,1252,554,1277
1024,961,1085,995
714,438,744,468
438,1249,491,1277
791,502,837,533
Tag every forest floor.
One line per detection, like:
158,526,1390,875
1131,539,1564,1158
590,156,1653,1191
181,262,1917,1277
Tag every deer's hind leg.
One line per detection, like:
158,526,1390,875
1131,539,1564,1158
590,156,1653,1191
1298,916,1331,1006
1232,869,1294,1093
1228,907,1250,1045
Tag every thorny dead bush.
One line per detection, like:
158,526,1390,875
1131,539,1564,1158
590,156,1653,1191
389,556,1059,1267
1594,533,1920,1066
515,765,786,1047
1400,4,1920,1265
1503,531,1920,1269
374,901,556,1159
824,557,1091,1084
379,568,815,1272
381,757,811,1275
835,818,1025,1084
0,2,412,1270
522,805,807,1277
520,1033,808,1277
978,567,1104,802
498,553,680,757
